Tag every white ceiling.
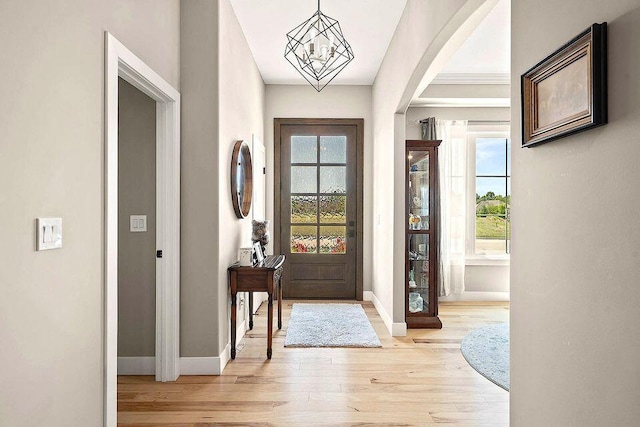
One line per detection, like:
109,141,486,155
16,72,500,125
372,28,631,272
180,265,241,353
229,0,407,85
439,0,510,75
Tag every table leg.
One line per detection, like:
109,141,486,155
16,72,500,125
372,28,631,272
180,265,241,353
278,279,283,330
267,293,273,359
231,292,237,359
248,291,253,330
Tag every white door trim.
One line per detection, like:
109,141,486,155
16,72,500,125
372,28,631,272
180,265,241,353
250,135,268,325
104,32,181,426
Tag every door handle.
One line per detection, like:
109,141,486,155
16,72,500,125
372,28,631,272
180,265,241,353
348,221,356,237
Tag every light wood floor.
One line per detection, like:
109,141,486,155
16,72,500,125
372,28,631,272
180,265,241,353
118,301,509,426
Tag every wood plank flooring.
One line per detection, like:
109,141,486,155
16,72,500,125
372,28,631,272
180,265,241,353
118,301,509,426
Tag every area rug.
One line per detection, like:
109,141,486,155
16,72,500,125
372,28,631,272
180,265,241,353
284,304,382,348
461,323,510,391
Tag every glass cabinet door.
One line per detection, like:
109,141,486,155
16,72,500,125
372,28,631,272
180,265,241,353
408,151,429,230
407,148,431,315
408,234,429,314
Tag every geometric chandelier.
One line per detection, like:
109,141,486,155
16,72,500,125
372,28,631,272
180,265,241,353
284,0,355,92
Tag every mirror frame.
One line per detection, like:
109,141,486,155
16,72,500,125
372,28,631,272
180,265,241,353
231,140,253,218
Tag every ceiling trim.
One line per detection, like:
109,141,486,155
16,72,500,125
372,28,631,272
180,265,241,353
410,97,510,108
431,73,510,85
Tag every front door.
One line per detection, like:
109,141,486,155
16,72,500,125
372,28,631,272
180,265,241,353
275,119,363,299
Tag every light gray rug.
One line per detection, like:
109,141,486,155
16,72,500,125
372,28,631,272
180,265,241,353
284,304,382,348
461,323,510,391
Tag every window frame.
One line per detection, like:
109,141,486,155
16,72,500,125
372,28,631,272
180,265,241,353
465,125,511,265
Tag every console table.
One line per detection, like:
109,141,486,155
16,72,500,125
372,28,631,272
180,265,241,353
228,254,285,359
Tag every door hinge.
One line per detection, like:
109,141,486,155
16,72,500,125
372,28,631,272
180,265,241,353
263,167,266,175
156,250,163,258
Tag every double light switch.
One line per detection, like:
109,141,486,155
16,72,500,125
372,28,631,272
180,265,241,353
130,215,147,232
36,218,62,251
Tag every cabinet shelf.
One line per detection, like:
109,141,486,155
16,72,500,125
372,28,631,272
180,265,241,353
408,230,430,234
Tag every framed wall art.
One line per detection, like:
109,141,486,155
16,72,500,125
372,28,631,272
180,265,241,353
521,23,607,148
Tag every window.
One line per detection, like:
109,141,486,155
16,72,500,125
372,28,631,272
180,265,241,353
467,129,511,258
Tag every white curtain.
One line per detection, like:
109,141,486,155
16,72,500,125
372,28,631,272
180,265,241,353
436,120,468,296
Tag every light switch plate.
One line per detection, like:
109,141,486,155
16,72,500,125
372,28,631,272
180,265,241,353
130,215,147,232
36,218,63,251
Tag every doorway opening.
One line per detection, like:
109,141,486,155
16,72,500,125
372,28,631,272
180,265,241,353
104,33,180,426
274,118,364,300
116,78,157,377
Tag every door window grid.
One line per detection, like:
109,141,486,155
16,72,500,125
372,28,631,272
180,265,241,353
290,135,347,254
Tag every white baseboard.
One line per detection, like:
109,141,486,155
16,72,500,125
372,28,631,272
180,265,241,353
392,322,407,336
364,291,407,337
233,318,247,350
180,342,231,375
180,313,255,376
440,291,510,302
219,342,231,373
117,357,155,375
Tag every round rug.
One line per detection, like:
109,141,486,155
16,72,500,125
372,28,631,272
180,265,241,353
461,323,509,391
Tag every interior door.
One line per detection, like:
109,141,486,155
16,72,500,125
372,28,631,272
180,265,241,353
277,121,361,299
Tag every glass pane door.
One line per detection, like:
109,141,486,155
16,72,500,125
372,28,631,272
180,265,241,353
279,123,359,299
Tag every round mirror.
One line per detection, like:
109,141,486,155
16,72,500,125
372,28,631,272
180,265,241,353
231,140,253,218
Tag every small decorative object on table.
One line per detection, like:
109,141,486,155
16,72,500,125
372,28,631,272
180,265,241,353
253,241,264,264
252,219,271,255
238,247,253,266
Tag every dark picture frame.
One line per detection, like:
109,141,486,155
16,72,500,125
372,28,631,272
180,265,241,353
521,23,607,148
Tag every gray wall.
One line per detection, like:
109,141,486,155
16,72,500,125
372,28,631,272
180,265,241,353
372,0,468,326
264,84,374,292
180,0,265,357
0,1,180,425
511,1,640,425
118,78,156,357
217,0,266,355
180,0,221,357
